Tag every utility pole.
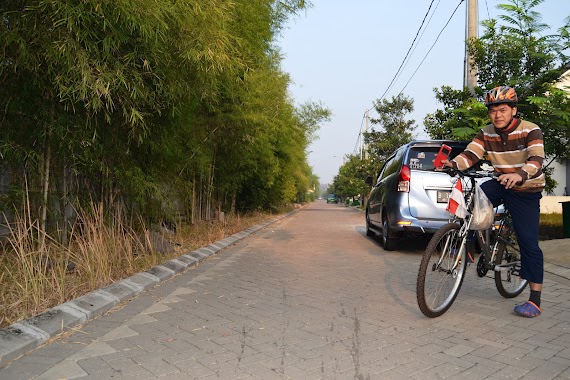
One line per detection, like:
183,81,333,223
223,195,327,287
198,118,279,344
464,0,478,94
364,110,369,160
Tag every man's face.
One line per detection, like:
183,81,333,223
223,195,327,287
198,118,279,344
488,104,516,129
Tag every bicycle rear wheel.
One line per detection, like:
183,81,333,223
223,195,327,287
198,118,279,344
494,226,527,298
417,223,467,318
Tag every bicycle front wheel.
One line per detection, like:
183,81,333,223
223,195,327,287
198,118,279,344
417,223,467,318
494,228,527,298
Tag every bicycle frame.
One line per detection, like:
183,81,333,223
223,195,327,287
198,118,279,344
448,177,519,275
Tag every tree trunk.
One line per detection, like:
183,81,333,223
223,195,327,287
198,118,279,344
62,162,69,246
191,177,196,224
198,175,203,221
40,128,52,253
206,160,215,220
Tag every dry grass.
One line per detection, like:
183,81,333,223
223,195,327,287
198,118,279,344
539,212,564,240
0,204,286,329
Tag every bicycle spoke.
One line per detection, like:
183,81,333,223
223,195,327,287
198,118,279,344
494,219,527,298
417,223,466,318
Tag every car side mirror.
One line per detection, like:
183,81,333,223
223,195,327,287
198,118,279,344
365,176,373,185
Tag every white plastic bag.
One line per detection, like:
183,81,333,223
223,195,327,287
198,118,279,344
469,184,494,230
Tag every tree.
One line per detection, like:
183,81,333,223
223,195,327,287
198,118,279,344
329,94,417,202
0,0,322,244
424,86,476,139
330,154,370,200
528,85,570,163
364,94,416,175
424,0,570,171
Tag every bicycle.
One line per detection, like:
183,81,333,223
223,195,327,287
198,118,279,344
416,169,527,318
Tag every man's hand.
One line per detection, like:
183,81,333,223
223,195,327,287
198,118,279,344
441,159,453,168
497,173,523,189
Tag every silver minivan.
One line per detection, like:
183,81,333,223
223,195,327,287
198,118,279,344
365,140,469,250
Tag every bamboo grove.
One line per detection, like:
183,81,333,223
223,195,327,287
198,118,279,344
0,1,331,241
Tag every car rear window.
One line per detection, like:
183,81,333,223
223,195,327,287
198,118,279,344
407,145,466,171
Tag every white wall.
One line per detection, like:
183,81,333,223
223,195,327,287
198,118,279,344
541,196,570,214
548,68,570,196
545,158,568,196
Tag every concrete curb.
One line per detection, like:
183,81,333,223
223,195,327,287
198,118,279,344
0,210,297,367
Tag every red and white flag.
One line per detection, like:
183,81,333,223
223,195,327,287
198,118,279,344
446,180,467,218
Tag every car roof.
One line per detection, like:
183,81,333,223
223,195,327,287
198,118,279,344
406,139,469,148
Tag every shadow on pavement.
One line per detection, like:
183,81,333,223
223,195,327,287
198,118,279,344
355,226,430,253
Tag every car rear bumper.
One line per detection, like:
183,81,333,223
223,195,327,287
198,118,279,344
389,217,451,235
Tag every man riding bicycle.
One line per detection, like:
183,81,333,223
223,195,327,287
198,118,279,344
442,85,546,318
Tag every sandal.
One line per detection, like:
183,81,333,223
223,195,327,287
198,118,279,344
514,301,542,318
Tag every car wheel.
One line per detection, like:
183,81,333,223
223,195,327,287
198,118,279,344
382,216,398,251
365,211,375,237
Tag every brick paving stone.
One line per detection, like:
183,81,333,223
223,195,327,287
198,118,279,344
444,343,479,357
446,364,505,380
524,361,569,379
1,203,569,379
550,356,570,367
525,340,568,353
528,346,564,360
496,338,535,351
225,351,275,367
372,368,415,379
105,357,152,374
493,353,546,371
390,358,437,377
430,351,480,370
470,344,513,359
172,358,216,378
415,361,467,379
552,336,570,348
29,341,85,359
76,356,113,374
0,361,52,380
462,354,507,371
496,345,535,360
423,337,458,350
558,347,570,360
136,356,180,377
200,366,251,379
492,364,530,379
195,351,241,368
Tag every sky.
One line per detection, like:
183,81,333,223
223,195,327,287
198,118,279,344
277,0,569,185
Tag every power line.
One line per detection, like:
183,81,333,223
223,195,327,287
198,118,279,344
362,0,439,116
377,0,438,103
398,0,465,95
392,0,443,94
357,0,457,159
484,0,490,20
353,114,366,155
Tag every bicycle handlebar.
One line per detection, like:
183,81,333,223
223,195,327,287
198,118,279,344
439,167,498,179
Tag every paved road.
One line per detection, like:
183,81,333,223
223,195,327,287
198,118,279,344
1,201,569,379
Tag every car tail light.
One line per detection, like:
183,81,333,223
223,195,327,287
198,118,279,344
397,165,410,192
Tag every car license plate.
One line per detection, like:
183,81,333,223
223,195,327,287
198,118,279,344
437,191,450,203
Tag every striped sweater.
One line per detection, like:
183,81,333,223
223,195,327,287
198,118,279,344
451,119,545,193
